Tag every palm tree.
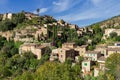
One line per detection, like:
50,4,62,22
36,8,40,15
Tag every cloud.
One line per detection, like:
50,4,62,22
40,8,48,13
52,0,70,12
90,0,103,5
57,10,100,22
53,1,62,6
33,8,48,14
52,0,82,12
56,0,120,24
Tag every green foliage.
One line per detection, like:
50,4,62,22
1,41,18,57
5,52,38,77
38,48,51,65
115,36,120,41
105,53,120,80
0,19,16,31
0,36,6,49
93,24,101,34
75,38,86,46
109,32,117,38
35,62,82,80
67,29,78,42
84,75,97,80
0,66,12,78
78,56,84,64
14,71,34,80
30,17,41,25
88,45,95,50
0,15,2,21
65,58,73,65
12,12,25,25
14,41,23,48
16,22,29,29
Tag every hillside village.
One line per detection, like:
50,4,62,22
0,12,120,79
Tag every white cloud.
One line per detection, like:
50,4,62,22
53,1,62,6
40,8,48,13
52,0,70,12
33,8,48,14
90,0,103,5
56,0,120,23
57,10,100,22
52,0,82,12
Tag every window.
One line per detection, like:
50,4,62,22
90,54,92,56
61,55,63,58
84,63,87,66
87,54,89,56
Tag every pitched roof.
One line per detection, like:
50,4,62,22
86,51,100,54
107,48,120,51
98,56,106,61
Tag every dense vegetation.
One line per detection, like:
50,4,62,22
0,36,84,80
0,11,120,80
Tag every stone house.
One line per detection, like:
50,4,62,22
62,42,77,49
75,45,88,57
69,24,79,30
24,12,38,20
50,42,80,62
107,48,120,57
2,13,13,20
94,68,100,77
97,56,106,71
19,43,49,59
82,60,91,73
50,49,59,61
50,48,79,63
50,43,88,63
103,29,120,39
85,51,101,61
35,27,47,40
95,45,107,57
58,48,79,63
0,31,14,41
79,28,84,31
114,42,120,46
77,30,83,37
106,42,120,57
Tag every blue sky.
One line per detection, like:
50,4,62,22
0,0,120,27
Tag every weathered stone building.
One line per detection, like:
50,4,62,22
19,43,49,59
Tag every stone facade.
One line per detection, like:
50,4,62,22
95,45,107,57
62,42,77,49
82,60,91,73
24,12,38,20
85,51,101,61
75,45,88,57
94,68,100,77
19,43,49,59
103,29,120,39
2,13,13,20
0,31,13,41
50,48,79,63
50,42,79,62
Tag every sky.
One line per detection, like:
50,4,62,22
0,0,120,27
